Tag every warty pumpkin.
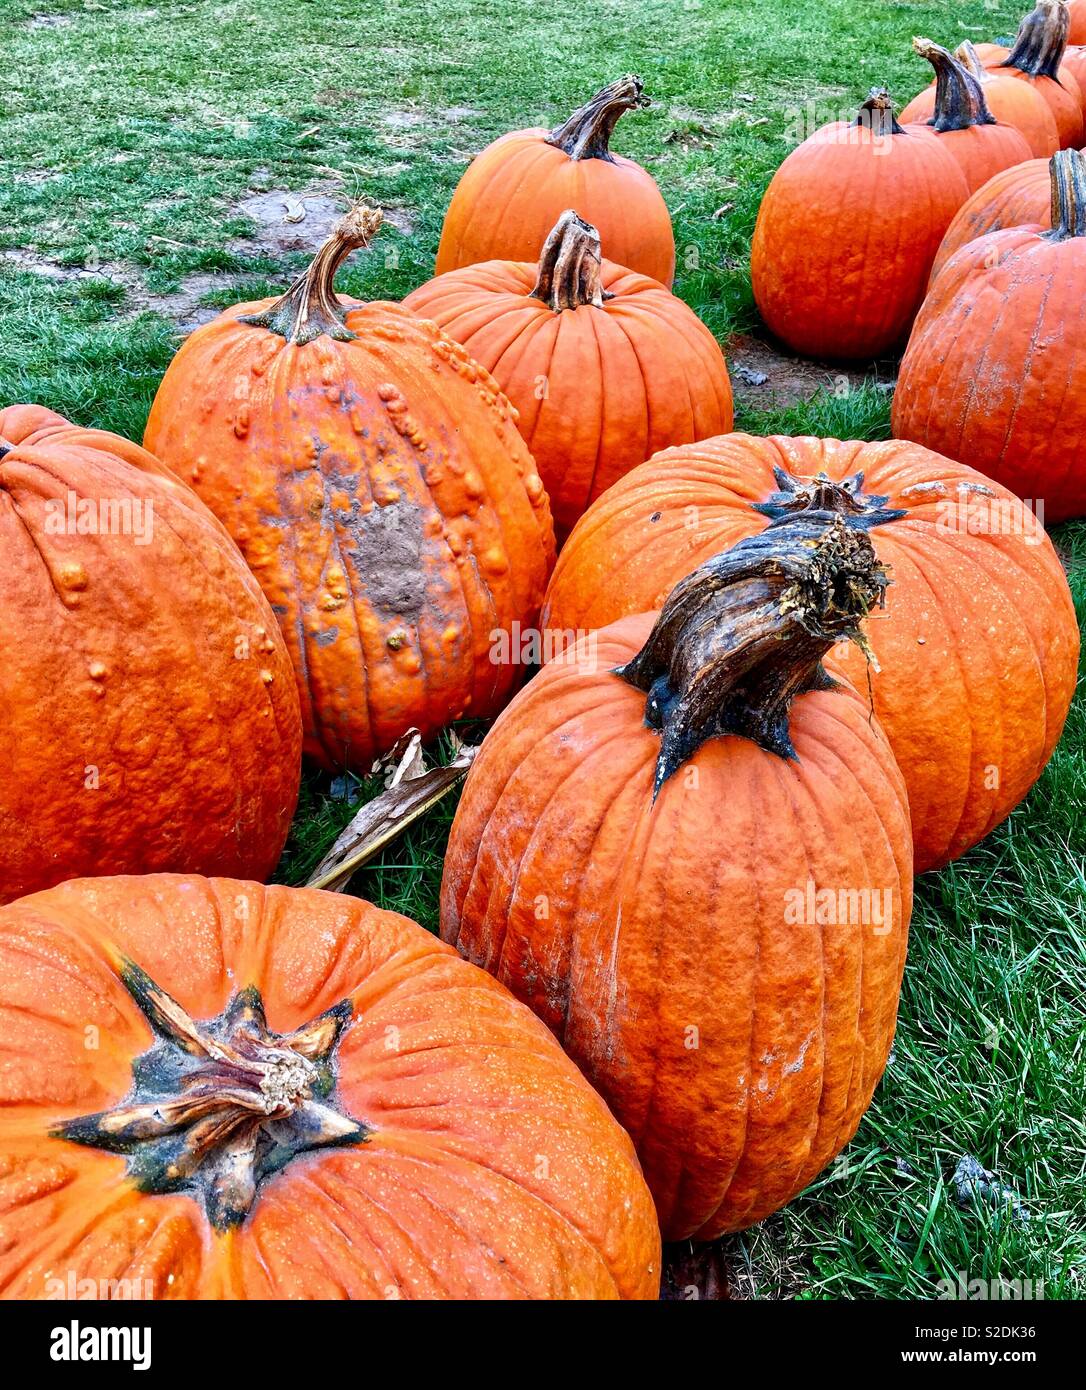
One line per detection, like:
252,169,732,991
750,89,969,360
541,433,1079,874
435,76,675,287
898,38,1034,187
894,148,1086,524
0,407,301,905
442,512,913,1240
405,210,733,541
143,207,555,773
0,873,661,1299
930,155,1051,283
980,0,1084,148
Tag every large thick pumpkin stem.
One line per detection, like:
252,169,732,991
914,37,996,130
854,88,905,137
955,40,988,81
55,957,367,1229
546,75,650,161
530,211,613,311
1002,0,1069,80
239,203,383,346
1049,147,1086,237
616,513,888,796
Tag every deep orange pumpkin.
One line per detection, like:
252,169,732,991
930,156,1051,283
751,90,969,360
144,208,555,773
541,434,1079,874
435,76,675,286
442,514,913,1240
898,38,1036,185
1070,0,1086,44
0,873,661,1299
405,211,733,541
1057,42,1086,117
894,149,1086,524
980,0,1084,148
0,407,301,904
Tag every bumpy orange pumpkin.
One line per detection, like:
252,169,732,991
541,434,1078,873
443,514,913,1240
930,156,1050,282
406,211,733,540
897,38,1032,190
894,149,1086,524
751,90,969,360
0,873,660,1299
980,1,1083,148
144,208,555,772
435,76,675,287
0,408,301,904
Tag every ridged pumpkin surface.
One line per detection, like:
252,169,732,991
0,407,301,904
893,150,1086,524
144,212,555,772
0,874,660,1300
435,78,675,286
406,213,733,539
441,609,913,1240
541,435,1079,873
931,157,1050,283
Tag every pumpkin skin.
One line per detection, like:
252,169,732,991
0,407,301,904
900,39,1058,159
894,149,1086,524
930,156,1050,283
1070,0,1086,44
0,873,661,1300
1058,43,1086,117
442,517,913,1240
980,1,1084,148
144,209,555,773
435,76,675,287
541,434,1079,874
406,212,733,541
751,90,969,360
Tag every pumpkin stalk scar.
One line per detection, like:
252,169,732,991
239,203,384,346
913,38,998,131
1001,0,1069,80
53,962,366,1230
1047,147,1086,239
530,211,614,312
546,75,650,162
615,512,889,796
752,465,906,529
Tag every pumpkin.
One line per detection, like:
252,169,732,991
0,873,661,1299
980,0,1083,148
405,211,733,541
0,408,302,904
435,76,675,287
1070,0,1086,43
541,434,1079,874
442,512,913,1240
144,207,555,773
1057,42,1086,118
894,148,1086,524
901,39,1058,159
751,89,969,360
930,156,1051,283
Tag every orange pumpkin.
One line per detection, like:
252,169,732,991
930,156,1051,283
541,434,1079,874
751,89,969,360
1070,0,1086,43
405,211,733,541
144,208,555,773
899,38,1040,182
0,873,661,1299
442,513,913,1240
435,76,675,287
894,149,1086,524
981,0,1084,148
0,408,301,904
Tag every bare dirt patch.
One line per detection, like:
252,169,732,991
230,189,345,257
726,333,896,410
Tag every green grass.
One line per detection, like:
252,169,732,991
1,0,1083,1300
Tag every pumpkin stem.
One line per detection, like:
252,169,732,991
752,466,905,529
1001,0,1069,80
238,203,383,346
914,37,996,130
546,75,650,162
54,957,367,1230
955,40,988,81
1048,147,1086,238
616,512,889,796
530,211,613,311
853,88,905,137
0,437,15,460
